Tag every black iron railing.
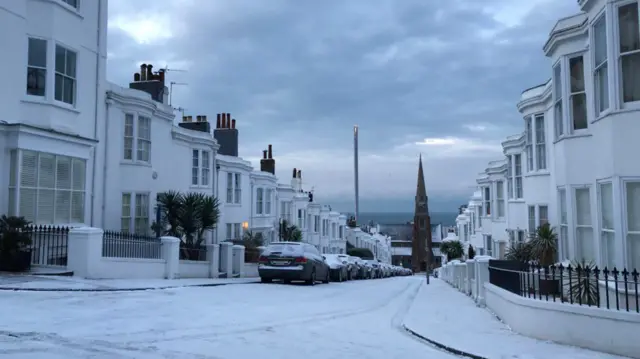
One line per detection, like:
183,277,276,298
29,225,70,266
102,230,163,260
488,262,640,313
179,244,207,261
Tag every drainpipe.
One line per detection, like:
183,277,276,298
213,153,218,244
90,0,103,227
101,96,111,228
250,178,254,231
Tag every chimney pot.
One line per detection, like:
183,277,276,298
231,119,236,129
140,64,147,81
263,150,268,159
226,113,231,127
268,144,272,159
196,115,201,122
187,115,193,122
134,73,140,81
182,116,187,122
298,170,302,179
202,115,207,122
147,64,153,80
221,114,226,128
293,168,297,178
158,69,165,84
216,114,221,128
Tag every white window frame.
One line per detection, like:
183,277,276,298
483,187,491,216
506,155,514,199
525,116,534,171
534,114,547,170
598,182,616,270
26,37,47,97
225,223,242,240
538,205,549,226
190,149,210,187
528,205,536,234
496,181,505,218
121,193,131,233
558,188,570,260
191,150,199,186
615,1,640,107
123,113,151,163
226,173,233,203
120,192,149,235
256,188,264,215
592,12,610,115
568,54,588,131
54,44,77,106
226,172,241,204
264,189,272,215
623,179,640,270
553,62,564,139
574,186,594,263
514,154,523,198
485,235,493,257
8,150,86,225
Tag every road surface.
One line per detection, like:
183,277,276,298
0,276,458,358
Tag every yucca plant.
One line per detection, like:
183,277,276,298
564,259,599,305
442,240,464,260
528,223,557,266
290,228,303,242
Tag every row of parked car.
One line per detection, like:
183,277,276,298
257,241,412,285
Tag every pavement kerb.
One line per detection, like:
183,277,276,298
401,280,488,359
0,279,260,292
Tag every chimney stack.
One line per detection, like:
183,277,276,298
147,64,153,81
178,114,211,133
140,64,147,81
259,144,276,175
213,112,239,157
293,168,297,178
130,63,167,103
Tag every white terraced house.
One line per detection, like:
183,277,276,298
456,0,640,272
0,0,377,278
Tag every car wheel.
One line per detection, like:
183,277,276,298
260,277,271,283
322,270,330,284
338,271,342,282
306,268,316,286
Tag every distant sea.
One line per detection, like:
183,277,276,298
353,212,457,227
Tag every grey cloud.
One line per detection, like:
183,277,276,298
107,0,578,210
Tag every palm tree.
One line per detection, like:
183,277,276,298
505,242,533,262
279,220,302,242
290,228,303,242
528,223,557,266
441,240,464,261
156,191,220,259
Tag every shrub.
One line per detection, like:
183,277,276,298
347,247,374,259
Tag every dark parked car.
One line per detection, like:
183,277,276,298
324,254,349,282
339,255,359,280
364,259,381,278
258,242,330,285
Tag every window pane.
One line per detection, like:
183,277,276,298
594,16,607,66
38,154,56,188
63,77,74,104
621,52,640,103
55,46,66,73
55,190,71,223
628,233,640,271
71,192,84,223
72,158,85,190
600,183,614,230
569,56,584,92
54,73,63,102
65,50,76,78
595,65,609,112
539,205,548,225
28,38,47,67
554,103,563,137
626,182,640,232
56,156,72,190
37,189,55,224
19,188,37,222
571,93,588,130
553,64,562,99
26,68,46,96
576,227,595,263
576,188,591,225
618,3,640,53
559,189,567,224
602,231,615,270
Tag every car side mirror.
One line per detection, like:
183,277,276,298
322,256,326,260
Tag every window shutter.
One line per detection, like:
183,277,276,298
55,156,72,223
19,151,38,221
38,153,56,223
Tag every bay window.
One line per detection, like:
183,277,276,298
514,154,523,198
496,181,505,218
618,3,640,104
569,55,588,130
553,64,564,138
599,183,615,270
593,14,609,114
559,188,569,259
525,117,534,171
575,187,594,263
8,150,86,224
535,115,546,170
625,182,640,270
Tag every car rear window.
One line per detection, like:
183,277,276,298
265,243,301,254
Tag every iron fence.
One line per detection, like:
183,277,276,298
179,244,207,261
102,230,163,260
29,225,70,266
488,261,640,313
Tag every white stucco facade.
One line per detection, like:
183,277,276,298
0,0,107,226
456,0,640,271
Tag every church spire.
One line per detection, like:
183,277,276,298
411,154,432,273
416,154,426,200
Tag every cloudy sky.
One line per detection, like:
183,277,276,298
106,0,578,213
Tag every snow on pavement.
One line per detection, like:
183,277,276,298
0,276,460,359
404,278,630,359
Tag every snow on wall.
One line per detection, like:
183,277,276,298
484,283,640,358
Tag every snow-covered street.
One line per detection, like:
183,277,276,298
0,276,459,359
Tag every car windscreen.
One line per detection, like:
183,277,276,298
264,244,301,255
